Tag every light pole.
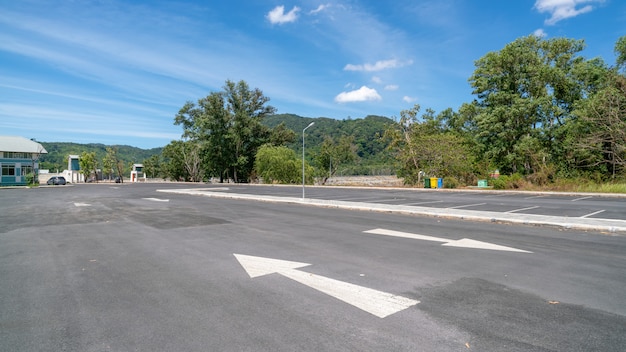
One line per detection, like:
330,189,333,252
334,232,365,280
302,122,315,198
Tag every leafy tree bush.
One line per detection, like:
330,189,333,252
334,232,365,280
255,145,302,184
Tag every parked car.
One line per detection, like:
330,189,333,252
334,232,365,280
47,176,67,185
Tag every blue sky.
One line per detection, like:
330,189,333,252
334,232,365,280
1,0,623,149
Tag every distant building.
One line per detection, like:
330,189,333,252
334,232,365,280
0,136,48,186
67,154,82,183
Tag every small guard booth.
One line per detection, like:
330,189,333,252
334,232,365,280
130,164,146,182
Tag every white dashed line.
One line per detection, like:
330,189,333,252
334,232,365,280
580,210,605,218
447,203,486,209
505,206,540,213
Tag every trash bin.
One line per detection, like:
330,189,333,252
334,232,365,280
424,178,431,188
478,179,488,187
430,177,439,189
437,178,444,189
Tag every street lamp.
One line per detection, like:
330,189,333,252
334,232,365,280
302,122,315,198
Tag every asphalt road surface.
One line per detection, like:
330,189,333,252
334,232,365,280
1,183,625,351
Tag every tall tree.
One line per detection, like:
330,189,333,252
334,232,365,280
384,105,474,185
469,35,585,174
174,80,280,183
314,136,357,185
573,69,626,178
79,151,98,182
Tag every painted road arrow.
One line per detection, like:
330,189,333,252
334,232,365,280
233,254,419,318
364,228,532,253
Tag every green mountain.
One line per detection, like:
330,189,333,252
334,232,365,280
39,142,162,172
38,113,397,175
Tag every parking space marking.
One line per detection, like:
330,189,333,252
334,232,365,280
580,210,605,218
524,195,546,199
505,206,540,213
404,200,444,206
373,198,406,203
572,196,593,202
143,197,170,202
447,203,486,209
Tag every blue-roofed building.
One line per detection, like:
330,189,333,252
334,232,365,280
0,136,48,186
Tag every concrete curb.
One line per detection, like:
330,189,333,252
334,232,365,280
158,189,626,234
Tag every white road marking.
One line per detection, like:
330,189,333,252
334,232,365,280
404,200,444,206
74,202,91,207
447,203,486,209
580,210,605,218
233,254,419,318
142,197,170,202
364,228,532,253
505,206,540,213
373,198,406,203
572,196,593,202
524,195,546,199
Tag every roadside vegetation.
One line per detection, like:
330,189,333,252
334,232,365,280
39,35,626,192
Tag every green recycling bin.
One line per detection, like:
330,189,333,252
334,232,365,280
424,178,431,188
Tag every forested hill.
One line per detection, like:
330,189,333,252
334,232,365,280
38,113,396,173
38,142,162,172
264,113,395,158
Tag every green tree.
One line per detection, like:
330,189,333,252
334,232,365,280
174,80,280,183
79,151,98,182
255,145,302,184
162,140,190,181
573,70,626,178
102,147,122,180
385,105,475,185
469,35,586,174
615,35,626,71
314,136,357,184
143,154,163,179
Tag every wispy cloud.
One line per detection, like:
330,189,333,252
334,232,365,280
534,0,603,25
344,59,413,72
385,85,399,91
309,4,331,15
335,86,382,103
267,5,300,24
403,96,417,103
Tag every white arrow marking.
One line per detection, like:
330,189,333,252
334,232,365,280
142,197,170,202
74,202,91,207
233,254,419,318
363,228,532,253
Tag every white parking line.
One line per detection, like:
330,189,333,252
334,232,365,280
374,198,406,203
524,195,546,199
580,210,605,218
143,197,170,202
447,203,486,209
505,206,540,213
404,200,444,206
572,196,593,202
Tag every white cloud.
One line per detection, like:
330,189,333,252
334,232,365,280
533,28,547,38
310,4,330,15
267,5,300,24
385,84,399,91
371,76,382,84
534,0,602,25
334,86,382,103
344,59,413,72
403,96,417,103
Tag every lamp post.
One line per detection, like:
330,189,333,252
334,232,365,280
302,122,315,198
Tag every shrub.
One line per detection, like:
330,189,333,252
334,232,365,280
443,176,459,189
